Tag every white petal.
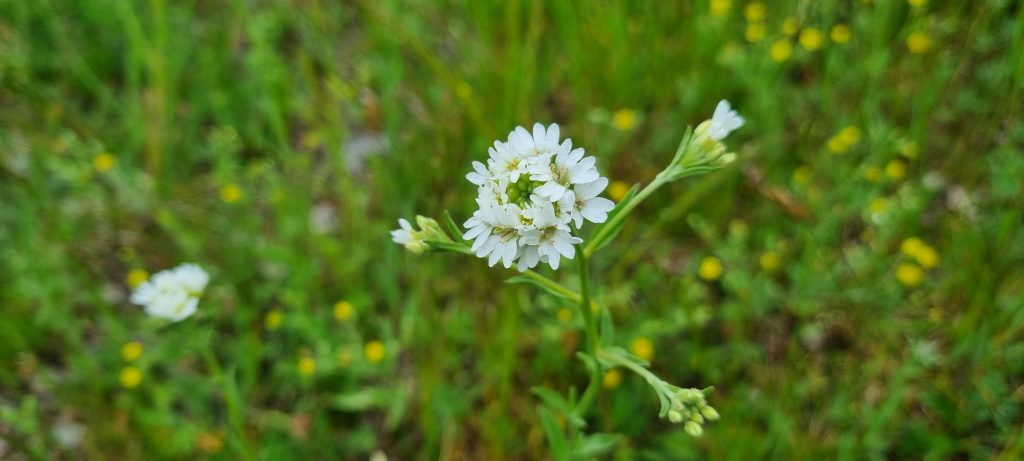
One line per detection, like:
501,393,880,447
574,177,608,199
546,124,560,144
581,198,615,223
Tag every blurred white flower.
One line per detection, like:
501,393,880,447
52,418,85,449
390,216,448,255
310,201,340,234
704,100,745,141
463,123,610,270
130,263,207,322
390,218,428,254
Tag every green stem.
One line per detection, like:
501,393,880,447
583,176,667,258
574,245,601,417
520,269,582,304
598,349,659,385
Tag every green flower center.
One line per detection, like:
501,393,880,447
505,176,544,206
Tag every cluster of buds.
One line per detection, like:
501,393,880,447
389,216,451,254
661,100,744,181
667,388,720,437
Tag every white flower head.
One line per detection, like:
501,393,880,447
391,216,450,255
130,263,208,322
463,123,611,271
706,100,745,141
390,218,429,254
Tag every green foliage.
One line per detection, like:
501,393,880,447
2,0,1023,460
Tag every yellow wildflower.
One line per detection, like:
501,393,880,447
120,366,143,389
333,300,354,321
265,310,283,330
827,136,848,154
902,238,939,269
838,126,861,145
364,340,386,364
782,17,800,36
603,369,623,389
907,31,932,54
121,341,143,362
743,2,766,22
759,251,781,272
770,39,793,62
698,257,724,281
297,357,316,376
896,263,924,286
710,0,731,18
913,245,939,269
126,268,149,288
93,153,115,173
220,183,242,203
630,337,655,362
886,160,907,180
745,23,767,42
900,237,926,256
799,28,825,51
612,109,638,131
608,180,631,203
831,24,852,44
557,308,573,323
869,197,890,214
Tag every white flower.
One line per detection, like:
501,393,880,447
462,123,611,271
172,263,209,295
705,100,745,141
144,289,199,322
130,263,207,322
529,144,599,201
390,216,449,255
464,201,521,268
569,178,615,228
519,201,582,270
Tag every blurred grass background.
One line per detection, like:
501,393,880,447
2,0,1023,459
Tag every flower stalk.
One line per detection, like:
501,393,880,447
390,99,745,450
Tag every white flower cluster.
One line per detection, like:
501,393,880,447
464,123,615,271
130,263,208,322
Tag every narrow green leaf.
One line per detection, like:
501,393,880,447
531,386,572,415
442,210,464,240
574,433,621,459
538,406,570,461
587,183,640,252
425,240,473,255
506,275,577,302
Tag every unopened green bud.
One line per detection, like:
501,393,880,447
415,216,449,242
684,421,703,437
701,406,720,421
691,413,704,424
405,240,429,255
668,410,684,423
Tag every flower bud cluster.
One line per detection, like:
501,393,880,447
661,100,744,181
666,388,720,437
390,216,450,254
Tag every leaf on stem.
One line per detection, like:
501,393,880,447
585,183,640,253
